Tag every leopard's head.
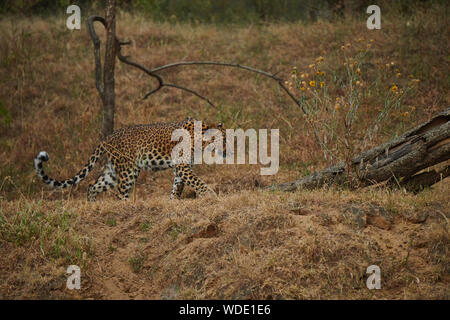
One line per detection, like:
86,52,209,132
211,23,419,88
182,117,227,158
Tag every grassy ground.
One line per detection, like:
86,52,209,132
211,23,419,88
0,188,448,299
0,5,448,299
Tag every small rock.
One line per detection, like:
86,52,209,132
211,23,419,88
185,223,219,244
366,214,392,230
366,205,392,230
196,223,219,238
342,206,367,229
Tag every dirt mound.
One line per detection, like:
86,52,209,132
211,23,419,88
1,185,448,299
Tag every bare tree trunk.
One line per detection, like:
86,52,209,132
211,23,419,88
101,0,116,138
268,108,450,193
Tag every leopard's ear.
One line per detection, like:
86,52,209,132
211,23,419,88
183,117,194,127
198,122,208,132
182,117,195,130
218,122,223,128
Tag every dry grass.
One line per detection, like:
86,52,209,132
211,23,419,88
0,185,448,299
0,7,449,299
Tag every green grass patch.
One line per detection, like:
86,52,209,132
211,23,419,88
0,201,93,268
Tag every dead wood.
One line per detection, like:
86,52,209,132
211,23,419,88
268,108,450,192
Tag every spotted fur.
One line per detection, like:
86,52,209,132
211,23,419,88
34,118,226,201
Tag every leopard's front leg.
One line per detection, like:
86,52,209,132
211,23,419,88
170,174,185,199
174,164,216,198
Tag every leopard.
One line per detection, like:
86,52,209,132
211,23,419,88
34,117,227,201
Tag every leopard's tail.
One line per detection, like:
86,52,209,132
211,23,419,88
34,144,106,189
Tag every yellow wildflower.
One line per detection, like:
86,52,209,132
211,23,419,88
309,80,316,87
391,84,398,92
320,81,325,88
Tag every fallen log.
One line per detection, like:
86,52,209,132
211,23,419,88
268,108,450,192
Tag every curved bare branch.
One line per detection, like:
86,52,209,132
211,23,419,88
90,17,307,114
162,83,216,107
148,60,307,114
116,41,215,107
86,16,107,100
150,61,282,80
116,40,164,94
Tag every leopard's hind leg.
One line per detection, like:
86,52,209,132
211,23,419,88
116,165,140,200
87,162,117,201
